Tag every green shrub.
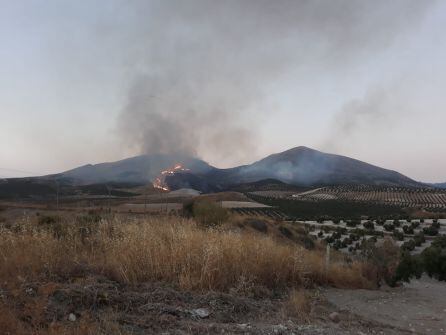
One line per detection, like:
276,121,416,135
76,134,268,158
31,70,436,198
346,219,360,227
423,226,439,236
383,223,395,232
402,225,414,235
414,232,425,247
363,221,374,230
401,239,416,252
392,230,404,241
410,221,420,229
421,240,446,281
395,252,423,282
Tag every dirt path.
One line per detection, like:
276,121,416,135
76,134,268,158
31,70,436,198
324,276,446,335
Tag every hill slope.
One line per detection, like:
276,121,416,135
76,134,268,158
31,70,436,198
203,146,420,188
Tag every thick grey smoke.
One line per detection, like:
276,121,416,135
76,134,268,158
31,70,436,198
117,0,435,166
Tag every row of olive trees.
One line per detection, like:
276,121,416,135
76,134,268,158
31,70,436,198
395,236,446,282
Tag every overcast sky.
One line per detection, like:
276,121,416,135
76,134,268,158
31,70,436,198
1,0,445,182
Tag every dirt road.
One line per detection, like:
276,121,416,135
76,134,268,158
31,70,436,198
325,276,446,335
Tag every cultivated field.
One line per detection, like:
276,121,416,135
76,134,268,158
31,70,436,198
300,218,446,255
291,186,446,211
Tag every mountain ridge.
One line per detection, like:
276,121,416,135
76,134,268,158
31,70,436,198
1,146,425,195
57,146,421,189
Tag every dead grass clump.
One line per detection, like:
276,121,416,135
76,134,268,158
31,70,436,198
285,289,312,322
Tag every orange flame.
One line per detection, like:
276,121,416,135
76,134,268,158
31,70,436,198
153,164,190,191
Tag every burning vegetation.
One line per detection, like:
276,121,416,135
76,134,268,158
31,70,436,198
152,164,190,191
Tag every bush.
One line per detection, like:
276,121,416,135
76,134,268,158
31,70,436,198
363,221,374,230
401,239,416,252
332,231,342,239
192,200,229,227
346,220,360,227
394,236,446,283
414,232,425,247
392,230,404,241
402,225,414,235
349,233,360,241
410,221,420,229
395,252,423,282
421,238,446,281
432,236,446,249
376,219,385,226
383,223,395,232
423,226,439,236
333,239,343,250
360,238,401,286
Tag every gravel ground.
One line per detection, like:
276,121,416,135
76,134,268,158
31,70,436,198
324,276,446,335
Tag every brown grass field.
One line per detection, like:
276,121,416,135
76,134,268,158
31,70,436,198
0,211,380,334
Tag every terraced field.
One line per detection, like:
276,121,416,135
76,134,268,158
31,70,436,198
291,186,446,210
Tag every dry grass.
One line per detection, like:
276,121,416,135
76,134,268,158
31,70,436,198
285,289,312,322
0,214,378,334
0,215,374,291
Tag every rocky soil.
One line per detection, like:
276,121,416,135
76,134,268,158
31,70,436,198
5,274,440,334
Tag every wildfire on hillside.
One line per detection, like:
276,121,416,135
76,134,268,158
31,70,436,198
152,164,190,191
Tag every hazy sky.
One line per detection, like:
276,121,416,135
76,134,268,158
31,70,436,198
1,0,445,182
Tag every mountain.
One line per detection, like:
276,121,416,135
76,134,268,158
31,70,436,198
432,182,446,189
201,146,420,188
0,146,422,198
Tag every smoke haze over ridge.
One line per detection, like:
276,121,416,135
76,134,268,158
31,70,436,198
116,0,434,166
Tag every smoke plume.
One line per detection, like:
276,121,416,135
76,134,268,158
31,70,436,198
116,0,435,166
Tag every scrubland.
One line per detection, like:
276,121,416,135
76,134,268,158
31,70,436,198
0,213,380,334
